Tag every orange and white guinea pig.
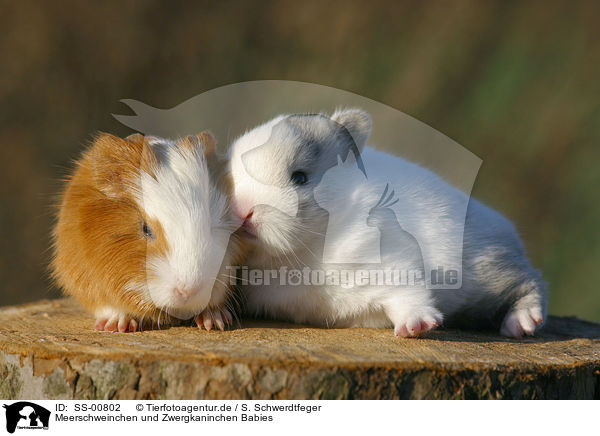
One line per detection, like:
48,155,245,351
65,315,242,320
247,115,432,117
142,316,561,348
52,132,245,332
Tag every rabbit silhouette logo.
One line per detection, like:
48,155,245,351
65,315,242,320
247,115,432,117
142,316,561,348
3,402,50,433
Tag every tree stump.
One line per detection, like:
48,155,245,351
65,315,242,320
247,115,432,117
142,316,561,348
1,298,599,399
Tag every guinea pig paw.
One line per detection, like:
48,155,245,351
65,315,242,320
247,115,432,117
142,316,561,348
394,310,442,338
195,308,233,332
95,318,109,331
500,306,543,338
95,314,138,333
124,318,139,333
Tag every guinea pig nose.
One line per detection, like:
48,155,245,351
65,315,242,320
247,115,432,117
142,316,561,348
233,202,254,222
174,287,192,300
242,210,257,231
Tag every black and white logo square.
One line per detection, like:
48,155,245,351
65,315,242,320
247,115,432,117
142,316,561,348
3,402,50,433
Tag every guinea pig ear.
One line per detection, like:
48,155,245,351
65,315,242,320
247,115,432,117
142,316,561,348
179,131,216,156
197,131,216,155
140,141,159,178
331,108,372,151
125,133,145,144
91,133,142,198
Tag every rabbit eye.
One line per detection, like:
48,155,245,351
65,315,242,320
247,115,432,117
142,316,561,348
291,171,308,185
142,221,154,239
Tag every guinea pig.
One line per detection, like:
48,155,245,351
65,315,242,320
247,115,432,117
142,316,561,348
52,132,244,332
227,108,547,338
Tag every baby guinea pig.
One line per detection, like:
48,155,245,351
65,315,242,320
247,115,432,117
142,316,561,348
228,109,547,338
52,132,244,332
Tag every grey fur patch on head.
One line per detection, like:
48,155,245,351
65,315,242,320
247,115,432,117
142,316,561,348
146,136,175,166
283,112,369,177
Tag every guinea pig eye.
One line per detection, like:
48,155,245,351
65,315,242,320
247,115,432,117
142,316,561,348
141,221,154,239
291,171,308,186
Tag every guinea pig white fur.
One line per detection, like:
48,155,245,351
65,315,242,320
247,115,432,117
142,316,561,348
228,109,547,338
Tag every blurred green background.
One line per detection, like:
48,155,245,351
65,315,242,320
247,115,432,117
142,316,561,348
0,0,598,320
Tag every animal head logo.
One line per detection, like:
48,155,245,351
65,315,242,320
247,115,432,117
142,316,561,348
3,402,50,434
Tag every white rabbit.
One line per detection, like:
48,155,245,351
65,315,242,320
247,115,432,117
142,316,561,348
228,109,547,338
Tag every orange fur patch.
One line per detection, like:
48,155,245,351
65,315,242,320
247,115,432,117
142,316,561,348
51,133,168,322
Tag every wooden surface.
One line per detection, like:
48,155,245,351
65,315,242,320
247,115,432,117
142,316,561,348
1,298,599,399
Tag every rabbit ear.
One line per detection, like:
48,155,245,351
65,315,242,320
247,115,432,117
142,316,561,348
337,154,344,166
331,108,372,150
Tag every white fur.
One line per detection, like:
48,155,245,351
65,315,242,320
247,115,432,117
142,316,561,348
136,138,234,319
229,116,299,221
228,109,547,338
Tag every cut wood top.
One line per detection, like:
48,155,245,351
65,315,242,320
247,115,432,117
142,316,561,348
1,298,599,372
